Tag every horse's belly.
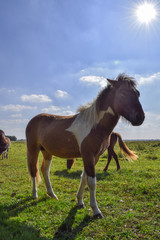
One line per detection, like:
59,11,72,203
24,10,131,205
42,131,81,158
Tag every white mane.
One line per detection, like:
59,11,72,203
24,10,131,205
77,100,99,127
67,100,108,149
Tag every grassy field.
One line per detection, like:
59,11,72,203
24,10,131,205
0,141,160,240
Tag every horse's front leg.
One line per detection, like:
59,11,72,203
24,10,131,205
83,155,103,218
87,175,103,218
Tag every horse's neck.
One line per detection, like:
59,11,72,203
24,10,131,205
96,111,119,138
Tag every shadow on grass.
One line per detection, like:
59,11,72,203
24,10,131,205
53,206,92,240
54,169,111,181
0,195,93,240
0,196,50,240
54,169,82,179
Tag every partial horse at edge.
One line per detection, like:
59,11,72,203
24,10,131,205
0,130,11,159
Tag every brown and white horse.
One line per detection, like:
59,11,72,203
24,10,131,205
0,130,11,159
66,132,138,171
26,74,145,218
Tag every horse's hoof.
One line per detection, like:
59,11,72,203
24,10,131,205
77,204,85,209
47,192,58,200
33,193,38,199
93,213,104,219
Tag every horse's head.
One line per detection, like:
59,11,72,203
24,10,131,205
107,74,145,126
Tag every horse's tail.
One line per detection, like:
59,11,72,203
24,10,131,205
116,133,138,161
27,147,41,185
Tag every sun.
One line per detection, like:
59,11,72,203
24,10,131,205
136,2,157,24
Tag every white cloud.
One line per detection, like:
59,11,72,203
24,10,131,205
0,119,28,124
1,104,37,112
79,75,107,87
21,94,52,103
11,113,22,118
136,72,160,85
0,88,15,93
114,112,160,140
60,110,74,115
42,105,74,115
55,90,69,98
42,105,60,113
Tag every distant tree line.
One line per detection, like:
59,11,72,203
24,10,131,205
6,136,17,141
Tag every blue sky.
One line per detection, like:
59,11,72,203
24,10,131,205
0,0,160,139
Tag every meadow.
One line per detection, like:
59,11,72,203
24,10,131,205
0,141,160,240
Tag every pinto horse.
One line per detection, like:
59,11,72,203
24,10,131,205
0,130,11,159
26,74,145,218
66,132,138,171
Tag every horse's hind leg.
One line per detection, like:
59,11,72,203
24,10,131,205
41,151,58,199
6,149,8,159
27,146,40,199
77,170,87,208
103,148,112,171
112,150,120,170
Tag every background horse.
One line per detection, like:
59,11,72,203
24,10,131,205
104,132,137,171
26,73,144,218
66,132,138,171
0,130,11,159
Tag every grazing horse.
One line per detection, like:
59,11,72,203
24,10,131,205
26,74,145,218
66,132,138,171
0,130,11,159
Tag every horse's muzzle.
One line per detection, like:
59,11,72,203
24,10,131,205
131,112,145,126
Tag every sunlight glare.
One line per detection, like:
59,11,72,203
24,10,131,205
136,2,157,24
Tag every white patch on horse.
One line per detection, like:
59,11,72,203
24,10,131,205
106,106,115,116
67,105,115,150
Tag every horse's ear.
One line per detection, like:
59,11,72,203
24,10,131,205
107,79,120,88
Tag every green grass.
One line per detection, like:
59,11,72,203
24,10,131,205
0,141,160,239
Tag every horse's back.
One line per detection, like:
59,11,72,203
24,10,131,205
26,113,76,137
26,113,81,158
